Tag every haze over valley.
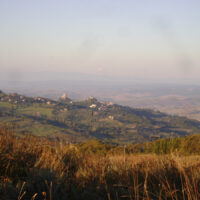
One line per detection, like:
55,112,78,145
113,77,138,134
1,74,200,121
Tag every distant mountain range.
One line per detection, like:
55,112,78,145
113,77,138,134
0,90,200,144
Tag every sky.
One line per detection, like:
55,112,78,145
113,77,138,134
0,0,200,83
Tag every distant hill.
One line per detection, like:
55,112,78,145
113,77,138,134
0,90,200,144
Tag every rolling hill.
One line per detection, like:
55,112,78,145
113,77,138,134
0,90,200,144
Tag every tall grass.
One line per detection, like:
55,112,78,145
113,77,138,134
0,127,200,200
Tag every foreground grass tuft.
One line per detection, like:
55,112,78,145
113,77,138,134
0,128,200,199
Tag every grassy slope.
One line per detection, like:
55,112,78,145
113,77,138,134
1,130,200,200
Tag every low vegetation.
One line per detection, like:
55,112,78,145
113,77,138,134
1,127,200,200
125,134,200,155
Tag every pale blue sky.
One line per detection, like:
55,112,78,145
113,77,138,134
0,0,200,82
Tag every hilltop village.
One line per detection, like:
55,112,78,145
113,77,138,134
0,90,112,106
0,90,115,120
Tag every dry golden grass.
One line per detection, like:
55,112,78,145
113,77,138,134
0,128,200,200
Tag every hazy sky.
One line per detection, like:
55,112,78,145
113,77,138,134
0,0,200,82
